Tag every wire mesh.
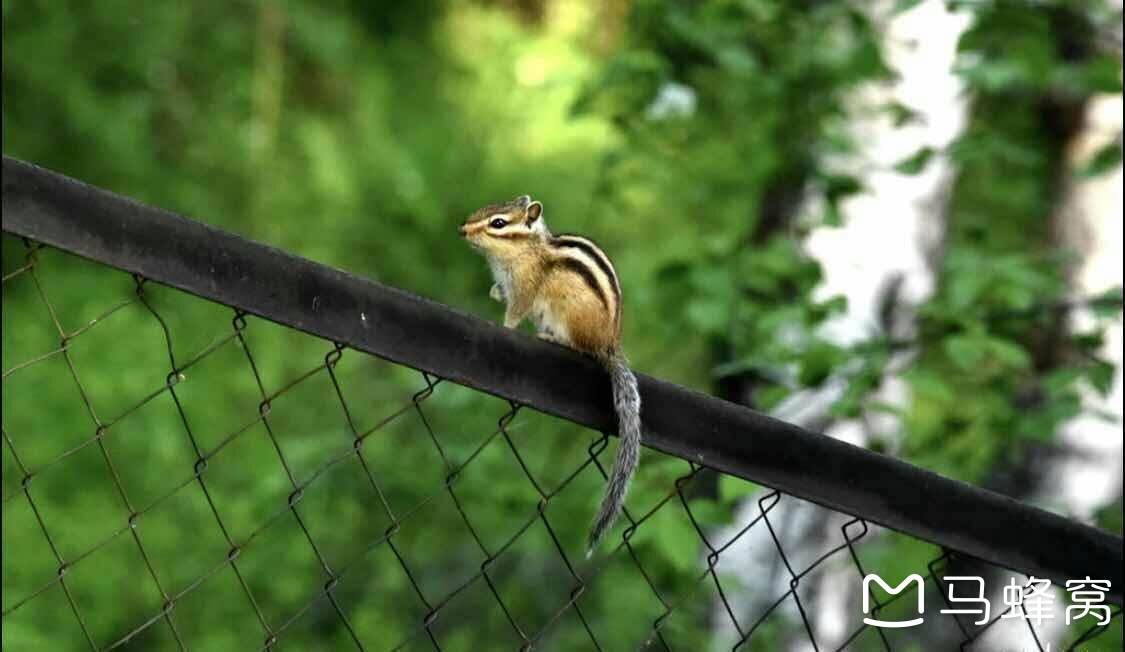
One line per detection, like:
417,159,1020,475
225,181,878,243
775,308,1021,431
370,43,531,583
2,234,1121,651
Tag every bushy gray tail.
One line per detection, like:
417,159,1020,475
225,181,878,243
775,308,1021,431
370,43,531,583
587,352,641,556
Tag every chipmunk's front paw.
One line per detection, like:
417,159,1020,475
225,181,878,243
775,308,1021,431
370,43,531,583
537,330,562,344
489,283,505,302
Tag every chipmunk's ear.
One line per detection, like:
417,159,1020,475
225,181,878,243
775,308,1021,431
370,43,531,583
515,195,532,208
526,201,543,224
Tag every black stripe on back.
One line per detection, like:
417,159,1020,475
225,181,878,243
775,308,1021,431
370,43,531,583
551,236,620,302
554,257,611,313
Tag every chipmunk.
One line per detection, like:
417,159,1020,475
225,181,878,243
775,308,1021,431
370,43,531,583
459,195,641,556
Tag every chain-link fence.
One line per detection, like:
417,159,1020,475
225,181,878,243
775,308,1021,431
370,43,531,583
3,157,1122,650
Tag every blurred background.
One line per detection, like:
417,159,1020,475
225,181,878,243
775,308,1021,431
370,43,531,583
3,0,1123,650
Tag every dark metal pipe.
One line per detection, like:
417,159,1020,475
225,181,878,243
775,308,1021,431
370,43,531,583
4,155,1120,602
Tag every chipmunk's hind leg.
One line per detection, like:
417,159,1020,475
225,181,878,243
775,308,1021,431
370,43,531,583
532,300,573,346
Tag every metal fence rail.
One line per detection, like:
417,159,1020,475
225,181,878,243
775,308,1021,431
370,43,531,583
2,155,1122,651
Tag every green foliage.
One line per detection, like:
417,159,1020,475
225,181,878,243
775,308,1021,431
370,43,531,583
893,146,936,175
1079,140,1124,178
890,0,1123,486
3,0,1121,650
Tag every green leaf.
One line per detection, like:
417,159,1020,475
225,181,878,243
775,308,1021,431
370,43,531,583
716,46,758,76
893,146,936,175
829,396,863,419
1077,56,1125,95
823,174,863,202
892,0,925,15
570,49,669,119
823,201,844,227
1095,499,1123,535
868,400,903,416
798,341,846,387
643,506,700,573
905,368,956,403
944,333,1030,371
1078,141,1122,179
944,334,987,370
1089,287,1123,318
808,295,849,323
1043,368,1082,396
986,336,1030,369
686,298,728,335
719,474,760,503
883,100,921,127
686,499,733,526
755,384,791,411
1087,359,1116,396
1073,331,1106,352
956,59,1032,91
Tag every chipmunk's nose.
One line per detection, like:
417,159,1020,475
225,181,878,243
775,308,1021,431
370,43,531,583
458,224,468,236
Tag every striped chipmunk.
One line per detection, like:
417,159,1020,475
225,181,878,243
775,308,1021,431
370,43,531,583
459,195,641,556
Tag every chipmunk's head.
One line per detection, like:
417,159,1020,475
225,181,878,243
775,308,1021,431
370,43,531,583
459,195,548,256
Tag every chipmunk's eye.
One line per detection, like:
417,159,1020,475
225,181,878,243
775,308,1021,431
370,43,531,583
489,218,508,229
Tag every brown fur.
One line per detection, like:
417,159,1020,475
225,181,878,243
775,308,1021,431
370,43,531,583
462,197,639,554
460,197,621,356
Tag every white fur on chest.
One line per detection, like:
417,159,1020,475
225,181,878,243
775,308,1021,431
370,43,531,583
488,255,570,342
488,258,512,299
